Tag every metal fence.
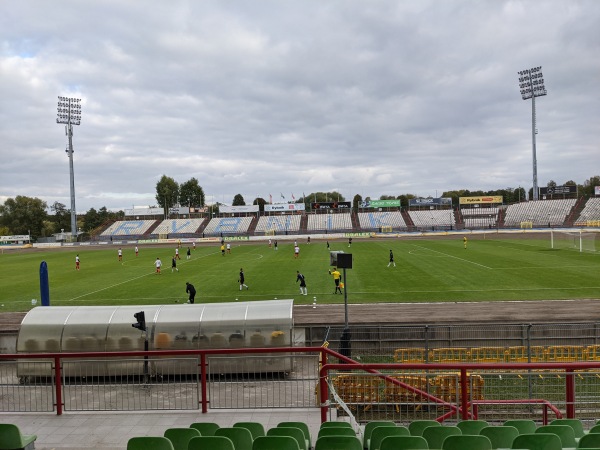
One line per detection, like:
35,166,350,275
4,346,600,427
0,349,322,414
311,323,600,362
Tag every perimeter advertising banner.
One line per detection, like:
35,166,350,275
364,199,401,208
220,205,260,213
125,207,165,216
409,198,453,206
459,196,503,205
265,203,306,212
311,202,351,210
169,206,190,215
539,185,577,195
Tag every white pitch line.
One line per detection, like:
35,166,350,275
411,244,493,269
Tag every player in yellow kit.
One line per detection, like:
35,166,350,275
328,267,343,294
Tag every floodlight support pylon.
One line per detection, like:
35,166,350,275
57,97,81,239
66,123,77,239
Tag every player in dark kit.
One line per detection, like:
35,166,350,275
239,268,249,290
296,271,307,295
388,249,396,267
185,282,196,304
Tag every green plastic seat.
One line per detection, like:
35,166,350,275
511,433,562,450
0,424,37,450
253,436,300,450
422,426,462,449
589,424,600,434
363,421,395,450
379,435,428,450
536,424,577,448
320,422,353,429
315,436,363,450
278,422,312,450
503,419,537,435
442,434,492,450
215,427,254,450
369,426,410,450
127,436,175,450
190,423,220,437
578,433,600,448
317,427,356,438
409,420,441,436
267,427,308,450
457,420,489,435
479,425,519,449
164,427,201,450
551,418,586,438
234,422,266,440
188,436,235,450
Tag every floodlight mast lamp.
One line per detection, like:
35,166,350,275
56,97,82,239
518,66,547,201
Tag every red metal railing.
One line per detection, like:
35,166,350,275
3,348,600,420
318,361,600,423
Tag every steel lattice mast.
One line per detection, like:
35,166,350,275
56,96,82,239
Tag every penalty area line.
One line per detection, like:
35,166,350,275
411,244,493,269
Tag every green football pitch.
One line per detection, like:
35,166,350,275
0,236,599,312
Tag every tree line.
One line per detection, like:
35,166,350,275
1,174,598,239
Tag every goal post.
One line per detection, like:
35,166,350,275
381,226,393,233
265,229,275,236
551,230,598,253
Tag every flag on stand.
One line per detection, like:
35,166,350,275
291,193,295,200
269,194,272,204
280,193,285,200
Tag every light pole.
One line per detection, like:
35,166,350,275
56,96,81,239
517,66,547,201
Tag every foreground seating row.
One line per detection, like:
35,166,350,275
119,416,600,450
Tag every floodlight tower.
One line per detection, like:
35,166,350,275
56,97,82,239
517,66,547,201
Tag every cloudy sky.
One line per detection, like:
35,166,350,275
1,1,598,212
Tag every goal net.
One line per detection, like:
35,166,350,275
381,226,393,233
551,230,598,253
265,229,276,236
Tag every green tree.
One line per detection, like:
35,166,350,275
0,196,48,239
253,197,267,212
50,201,70,233
179,177,205,207
82,207,102,232
155,175,179,212
352,194,362,211
579,176,599,197
232,194,245,206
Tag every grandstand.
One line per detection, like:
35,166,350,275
255,215,301,234
408,210,455,230
100,220,156,238
575,197,600,225
503,198,577,227
306,213,352,231
461,207,499,229
152,218,205,236
202,216,254,235
357,211,407,231
92,197,600,240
